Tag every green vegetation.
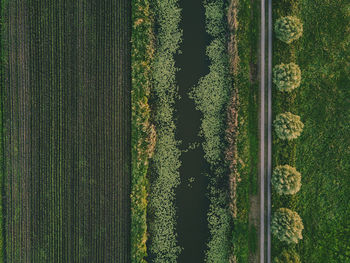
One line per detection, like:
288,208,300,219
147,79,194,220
205,1,225,37
273,63,301,92
226,0,259,261
131,0,155,262
191,0,230,166
271,208,304,244
272,0,350,261
206,180,231,263
274,112,304,140
190,0,232,261
273,249,301,263
148,0,182,262
191,36,230,165
275,16,303,44
272,165,301,195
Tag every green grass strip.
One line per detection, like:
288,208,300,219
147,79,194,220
130,0,155,262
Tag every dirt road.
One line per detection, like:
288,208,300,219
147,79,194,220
260,0,273,261
260,0,266,261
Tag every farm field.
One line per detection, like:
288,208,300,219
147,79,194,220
272,0,350,262
1,0,131,262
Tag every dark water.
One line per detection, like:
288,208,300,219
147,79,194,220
175,0,210,262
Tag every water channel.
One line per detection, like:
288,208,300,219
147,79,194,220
175,0,210,261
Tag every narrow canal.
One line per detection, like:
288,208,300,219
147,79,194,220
176,0,209,262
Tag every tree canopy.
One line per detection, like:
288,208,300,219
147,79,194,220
271,208,304,244
274,112,304,140
275,16,303,44
273,249,301,263
273,63,301,92
272,165,301,195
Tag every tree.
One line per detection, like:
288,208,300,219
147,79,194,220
271,208,304,244
272,165,301,195
275,16,303,44
274,112,304,140
273,63,301,92
273,249,301,263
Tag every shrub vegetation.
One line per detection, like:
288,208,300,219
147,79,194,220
273,63,301,92
275,16,303,44
272,165,301,195
273,249,301,263
148,0,182,262
274,112,304,140
271,208,304,244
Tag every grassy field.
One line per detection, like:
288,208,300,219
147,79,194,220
272,0,350,262
2,0,131,262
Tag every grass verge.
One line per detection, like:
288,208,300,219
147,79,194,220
131,0,155,262
229,0,259,261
